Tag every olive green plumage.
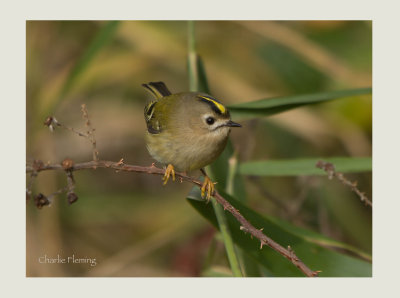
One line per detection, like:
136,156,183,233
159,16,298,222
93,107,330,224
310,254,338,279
143,81,241,173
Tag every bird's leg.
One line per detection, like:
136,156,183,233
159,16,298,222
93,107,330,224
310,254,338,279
200,168,216,202
163,164,176,185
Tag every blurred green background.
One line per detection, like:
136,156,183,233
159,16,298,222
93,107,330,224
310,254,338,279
26,20,372,277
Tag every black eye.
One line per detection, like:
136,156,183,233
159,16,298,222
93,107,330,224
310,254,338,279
206,117,215,125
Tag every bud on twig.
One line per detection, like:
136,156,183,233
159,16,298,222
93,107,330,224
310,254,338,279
67,192,78,204
44,116,53,127
34,193,50,209
44,116,58,132
62,158,75,170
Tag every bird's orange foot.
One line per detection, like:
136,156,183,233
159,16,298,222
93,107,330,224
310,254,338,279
201,176,216,202
162,164,175,185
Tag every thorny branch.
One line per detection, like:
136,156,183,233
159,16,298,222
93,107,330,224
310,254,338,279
316,160,372,207
26,105,319,277
26,159,319,277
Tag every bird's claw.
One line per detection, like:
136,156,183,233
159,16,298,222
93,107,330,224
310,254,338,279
162,164,175,185
201,176,216,202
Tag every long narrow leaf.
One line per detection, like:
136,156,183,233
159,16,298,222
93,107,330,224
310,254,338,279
228,87,372,119
239,157,372,176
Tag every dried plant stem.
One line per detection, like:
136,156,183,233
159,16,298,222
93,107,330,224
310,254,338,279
44,116,88,138
26,159,319,277
81,104,99,161
316,160,372,207
26,172,37,200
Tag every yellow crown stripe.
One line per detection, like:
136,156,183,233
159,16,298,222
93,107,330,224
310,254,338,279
198,96,227,114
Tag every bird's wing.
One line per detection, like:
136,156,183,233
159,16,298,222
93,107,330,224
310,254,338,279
143,81,172,134
144,101,162,134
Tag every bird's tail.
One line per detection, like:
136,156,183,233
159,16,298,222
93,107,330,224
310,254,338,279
142,81,172,100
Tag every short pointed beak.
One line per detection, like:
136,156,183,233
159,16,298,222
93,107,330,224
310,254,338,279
226,120,242,127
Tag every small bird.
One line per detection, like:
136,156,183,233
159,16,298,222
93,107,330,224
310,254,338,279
143,81,241,200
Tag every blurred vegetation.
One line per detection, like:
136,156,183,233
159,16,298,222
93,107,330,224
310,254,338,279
26,20,372,277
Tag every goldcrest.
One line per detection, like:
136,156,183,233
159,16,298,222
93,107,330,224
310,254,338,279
143,82,241,200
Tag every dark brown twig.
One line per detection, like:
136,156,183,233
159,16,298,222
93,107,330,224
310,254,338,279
26,159,319,277
316,160,372,207
212,191,318,277
33,186,69,209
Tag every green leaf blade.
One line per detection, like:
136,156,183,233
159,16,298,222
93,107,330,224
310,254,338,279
228,88,372,119
239,157,372,177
